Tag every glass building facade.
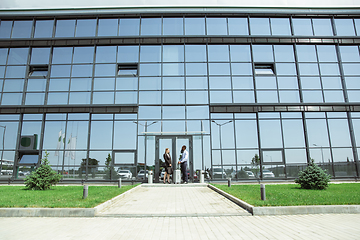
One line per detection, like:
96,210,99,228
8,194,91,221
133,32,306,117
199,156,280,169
0,11,360,182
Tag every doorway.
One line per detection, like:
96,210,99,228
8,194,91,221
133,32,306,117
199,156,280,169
154,136,193,183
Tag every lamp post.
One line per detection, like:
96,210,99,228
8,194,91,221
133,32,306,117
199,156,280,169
0,125,6,175
313,143,324,166
212,120,232,176
133,121,157,179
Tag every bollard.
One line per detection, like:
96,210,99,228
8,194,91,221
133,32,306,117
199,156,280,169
83,185,88,199
148,170,153,184
228,178,231,187
118,178,122,188
199,170,204,183
260,184,266,200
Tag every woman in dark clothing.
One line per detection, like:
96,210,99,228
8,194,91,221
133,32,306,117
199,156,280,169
163,148,172,184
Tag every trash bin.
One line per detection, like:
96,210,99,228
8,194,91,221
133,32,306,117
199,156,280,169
199,170,204,183
148,170,153,184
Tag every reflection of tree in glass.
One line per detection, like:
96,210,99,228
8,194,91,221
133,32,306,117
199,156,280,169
251,154,261,183
79,158,99,178
104,153,118,180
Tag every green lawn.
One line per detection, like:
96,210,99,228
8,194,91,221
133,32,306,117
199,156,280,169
0,185,138,208
213,183,360,207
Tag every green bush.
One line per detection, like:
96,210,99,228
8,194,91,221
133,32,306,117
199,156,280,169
295,159,331,190
25,151,62,190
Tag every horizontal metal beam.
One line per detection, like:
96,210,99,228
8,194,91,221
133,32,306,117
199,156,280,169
0,105,138,114
0,36,360,48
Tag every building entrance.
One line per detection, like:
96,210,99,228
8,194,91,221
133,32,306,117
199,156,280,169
154,136,193,183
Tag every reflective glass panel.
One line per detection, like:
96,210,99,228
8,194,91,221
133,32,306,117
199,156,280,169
115,92,137,104
1,93,22,105
96,46,117,63
228,18,248,35
317,45,338,62
185,45,206,62
5,66,26,78
235,120,258,148
73,47,94,63
52,47,73,64
206,18,227,35
118,46,139,63
140,46,161,62
312,18,333,36
252,45,273,62
34,20,54,38
163,18,183,35
185,18,205,35
186,91,208,104
186,77,208,89
270,18,291,35
274,45,295,62
231,63,252,75
208,63,230,75
208,45,229,62
339,46,360,62
139,63,161,76
49,79,69,91
250,18,270,35
50,65,71,78
233,91,255,103
55,20,75,37
0,48,8,65
11,21,32,38
27,78,46,92
141,18,161,35
162,91,185,104
259,120,283,148
335,19,355,36
47,92,68,105
98,18,118,36
0,21,12,38
292,18,313,35
75,19,96,37
71,65,93,77
296,45,317,62
230,45,251,62
70,78,91,91
8,48,28,65
185,63,207,75
69,92,91,104
119,18,140,36
90,121,113,149
30,48,50,64
25,93,45,105
94,64,116,77
93,92,114,104
279,91,300,103
163,45,184,62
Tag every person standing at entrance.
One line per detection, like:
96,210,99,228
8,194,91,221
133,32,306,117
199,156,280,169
178,145,188,184
163,148,172,184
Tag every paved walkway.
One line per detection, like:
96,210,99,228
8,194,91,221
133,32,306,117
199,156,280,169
1,214,360,239
97,184,249,217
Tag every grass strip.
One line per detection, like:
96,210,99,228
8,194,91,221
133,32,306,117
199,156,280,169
0,185,138,208
213,183,360,207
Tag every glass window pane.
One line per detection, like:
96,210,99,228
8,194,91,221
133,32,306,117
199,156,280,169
162,106,185,119
70,78,91,91
208,45,229,62
323,90,344,102
259,120,283,148
186,77,208,89
185,63,207,76
3,79,24,92
75,19,96,37
206,18,227,35
228,18,248,35
250,18,270,35
235,120,258,148
27,78,46,92
94,64,116,77
186,91,208,104
141,18,161,36
256,91,278,103
342,63,360,75
339,46,360,62
348,90,360,102
69,92,91,104
252,45,273,62
163,63,184,76
185,45,206,62
47,92,68,105
231,63,252,75
162,91,185,104
163,77,184,90
163,18,183,35
185,18,205,35
71,65,93,77
0,48,8,65
140,46,161,62
209,63,230,75
319,63,340,76
276,63,297,75
119,18,140,36
321,77,342,89
300,77,321,89
98,18,118,36
114,121,136,149
345,77,360,89
306,119,329,147
317,45,338,62
90,121,113,149
356,19,360,36
0,21,13,38
12,21,32,38
274,45,295,62
93,92,114,104
282,119,305,147
50,65,71,78
139,63,161,76
30,48,50,65
292,18,313,36
34,20,54,38
55,20,75,37
279,91,300,103
1,93,22,105
270,18,291,36
96,46,117,63
93,78,115,91
5,66,26,78
298,63,319,75
232,77,253,89
73,47,94,64
49,79,69,91
118,46,139,63
52,47,73,64
230,45,251,62
210,91,232,103
186,106,209,119
163,45,184,62
296,45,317,62
139,77,161,90
255,76,277,89
139,91,161,104
328,119,352,147
313,18,333,36
8,48,29,65
115,92,137,104
25,93,45,105
302,90,323,102
335,19,355,36
210,77,231,90
233,91,255,103
138,106,161,119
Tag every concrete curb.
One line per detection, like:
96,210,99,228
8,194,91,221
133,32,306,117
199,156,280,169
207,184,254,214
208,184,360,215
141,183,208,187
0,208,95,217
94,184,141,214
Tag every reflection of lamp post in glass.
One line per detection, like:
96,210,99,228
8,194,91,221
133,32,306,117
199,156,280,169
212,120,232,169
133,121,157,177
0,125,6,174
266,155,273,164
313,144,324,166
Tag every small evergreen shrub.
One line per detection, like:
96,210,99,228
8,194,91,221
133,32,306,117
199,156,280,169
25,151,62,190
295,159,331,190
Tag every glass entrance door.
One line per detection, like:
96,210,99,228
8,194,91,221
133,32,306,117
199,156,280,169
155,136,193,183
